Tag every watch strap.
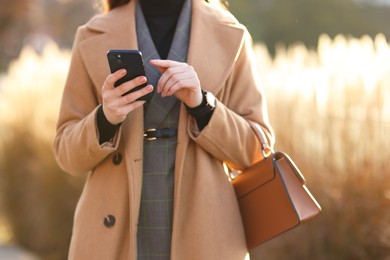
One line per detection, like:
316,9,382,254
185,90,215,117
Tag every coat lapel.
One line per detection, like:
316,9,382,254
187,0,245,95
171,3,247,255
174,0,246,183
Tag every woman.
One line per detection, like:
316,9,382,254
53,0,274,259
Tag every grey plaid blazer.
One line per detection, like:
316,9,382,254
136,0,191,259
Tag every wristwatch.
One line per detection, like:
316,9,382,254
185,90,216,117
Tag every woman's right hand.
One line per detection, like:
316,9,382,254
102,69,154,125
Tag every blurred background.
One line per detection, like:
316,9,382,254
0,0,390,259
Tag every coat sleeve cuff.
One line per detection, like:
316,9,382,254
97,105,121,145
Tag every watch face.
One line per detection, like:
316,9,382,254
205,91,216,108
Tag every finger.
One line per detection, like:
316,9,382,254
119,84,154,105
152,63,166,74
116,76,147,96
161,73,191,97
150,59,186,74
104,69,127,89
161,71,194,96
165,78,195,96
119,100,146,115
150,59,185,68
158,67,188,93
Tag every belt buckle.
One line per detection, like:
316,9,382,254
144,128,157,141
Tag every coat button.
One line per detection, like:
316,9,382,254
104,215,116,228
112,153,122,165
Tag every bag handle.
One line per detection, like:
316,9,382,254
248,121,274,158
228,121,273,180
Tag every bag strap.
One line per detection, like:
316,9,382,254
248,121,274,158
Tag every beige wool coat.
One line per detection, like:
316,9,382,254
53,0,274,259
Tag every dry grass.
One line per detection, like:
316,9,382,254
0,34,389,259
0,42,84,259
251,34,390,259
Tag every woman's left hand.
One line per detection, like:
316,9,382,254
150,59,203,108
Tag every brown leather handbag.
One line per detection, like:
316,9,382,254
230,123,322,250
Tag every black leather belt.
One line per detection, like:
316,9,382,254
144,128,178,141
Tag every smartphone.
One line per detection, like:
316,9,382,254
106,50,152,101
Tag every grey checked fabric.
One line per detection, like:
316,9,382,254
136,0,192,259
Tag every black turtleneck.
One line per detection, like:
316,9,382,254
139,0,185,59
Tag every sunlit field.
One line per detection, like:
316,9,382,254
0,34,389,259
252,34,390,259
